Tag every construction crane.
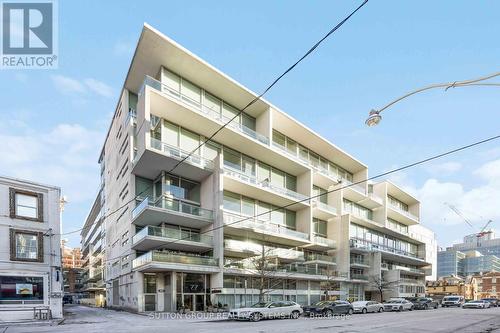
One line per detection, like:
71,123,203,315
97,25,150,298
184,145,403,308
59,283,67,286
444,202,474,228
444,202,494,240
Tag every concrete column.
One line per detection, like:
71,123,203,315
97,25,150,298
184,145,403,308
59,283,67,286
171,272,178,311
137,271,144,312
157,274,165,312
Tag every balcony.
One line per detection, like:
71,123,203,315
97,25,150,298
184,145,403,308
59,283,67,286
224,259,347,280
350,257,370,267
304,253,336,266
312,200,337,220
305,235,337,251
350,237,427,265
86,267,103,283
131,196,214,229
350,273,369,281
132,251,220,273
132,136,215,182
222,165,309,209
387,204,419,225
132,225,213,252
389,264,427,275
223,211,310,247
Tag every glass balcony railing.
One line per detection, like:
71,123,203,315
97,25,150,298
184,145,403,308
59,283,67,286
132,197,214,221
312,200,337,215
305,253,336,264
133,226,213,246
150,137,215,170
388,203,419,221
342,179,366,195
350,273,369,281
133,251,218,269
350,257,369,266
312,235,337,248
367,191,383,204
349,237,425,260
222,165,309,202
141,76,269,145
223,212,309,241
224,259,347,278
124,107,136,127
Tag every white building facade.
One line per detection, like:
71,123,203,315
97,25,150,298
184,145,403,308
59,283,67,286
0,176,63,320
92,24,433,312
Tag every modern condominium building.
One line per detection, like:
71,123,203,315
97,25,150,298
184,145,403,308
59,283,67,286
80,189,106,307
89,24,434,312
437,249,500,278
0,176,63,320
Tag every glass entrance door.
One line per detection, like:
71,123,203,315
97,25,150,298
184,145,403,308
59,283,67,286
183,294,205,311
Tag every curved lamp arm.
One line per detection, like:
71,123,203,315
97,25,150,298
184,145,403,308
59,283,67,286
366,71,500,126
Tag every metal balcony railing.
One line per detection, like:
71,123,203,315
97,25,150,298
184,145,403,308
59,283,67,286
133,251,218,269
133,226,213,246
141,76,269,145
132,197,214,221
150,137,215,170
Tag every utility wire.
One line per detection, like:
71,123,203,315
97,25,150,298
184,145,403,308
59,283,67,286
59,0,369,237
95,133,500,265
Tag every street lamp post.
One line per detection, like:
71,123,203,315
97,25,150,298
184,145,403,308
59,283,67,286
365,71,500,127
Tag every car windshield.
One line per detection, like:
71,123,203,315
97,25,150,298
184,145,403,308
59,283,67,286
444,297,459,301
385,300,402,303
250,302,271,308
352,301,366,306
314,301,331,306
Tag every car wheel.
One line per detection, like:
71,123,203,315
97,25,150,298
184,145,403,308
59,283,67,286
378,307,384,313
398,306,403,312
249,312,262,322
324,309,334,317
347,308,353,315
409,306,414,311
434,304,438,309
291,311,300,319
424,304,428,310
362,308,367,314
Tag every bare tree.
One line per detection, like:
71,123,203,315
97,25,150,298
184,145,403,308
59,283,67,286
321,266,342,301
248,243,283,302
369,275,400,302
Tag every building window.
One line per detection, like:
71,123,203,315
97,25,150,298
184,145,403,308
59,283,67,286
10,229,43,262
9,188,43,222
0,276,44,304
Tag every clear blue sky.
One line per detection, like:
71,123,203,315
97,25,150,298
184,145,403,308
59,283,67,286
1,0,499,248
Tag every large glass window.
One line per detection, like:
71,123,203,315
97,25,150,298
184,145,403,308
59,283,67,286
12,231,40,260
164,175,201,203
223,191,241,213
313,185,328,204
0,276,44,304
203,92,222,114
272,130,286,149
144,274,157,293
223,147,241,170
241,196,255,216
15,193,38,219
313,218,327,237
181,79,201,105
164,121,179,146
180,128,200,155
163,70,181,93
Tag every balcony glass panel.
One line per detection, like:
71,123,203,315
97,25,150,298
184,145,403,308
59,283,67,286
133,251,218,268
133,226,213,245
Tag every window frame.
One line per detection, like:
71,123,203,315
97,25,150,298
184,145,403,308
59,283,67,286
10,229,44,262
9,188,43,222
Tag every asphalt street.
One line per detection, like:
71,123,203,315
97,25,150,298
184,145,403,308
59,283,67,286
3,305,500,333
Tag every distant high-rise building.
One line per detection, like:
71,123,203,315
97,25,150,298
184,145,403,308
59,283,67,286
61,240,84,293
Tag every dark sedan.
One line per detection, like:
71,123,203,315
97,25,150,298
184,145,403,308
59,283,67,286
302,300,353,316
408,297,439,310
481,298,499,307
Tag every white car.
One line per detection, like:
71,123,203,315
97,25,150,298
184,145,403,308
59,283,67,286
462,300,491,309
229,301,303,321
383,299,414,312
352,301,384,314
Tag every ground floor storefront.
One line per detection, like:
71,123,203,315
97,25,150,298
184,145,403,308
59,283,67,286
114,270,368,312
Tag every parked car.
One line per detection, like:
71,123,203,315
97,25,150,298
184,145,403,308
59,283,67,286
229,301,302,321
383,299,414,312
352,301,384,314
441,295,465,307
481,298,499,307
409,297,439,310
462,300,491,309
302,300,354,316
